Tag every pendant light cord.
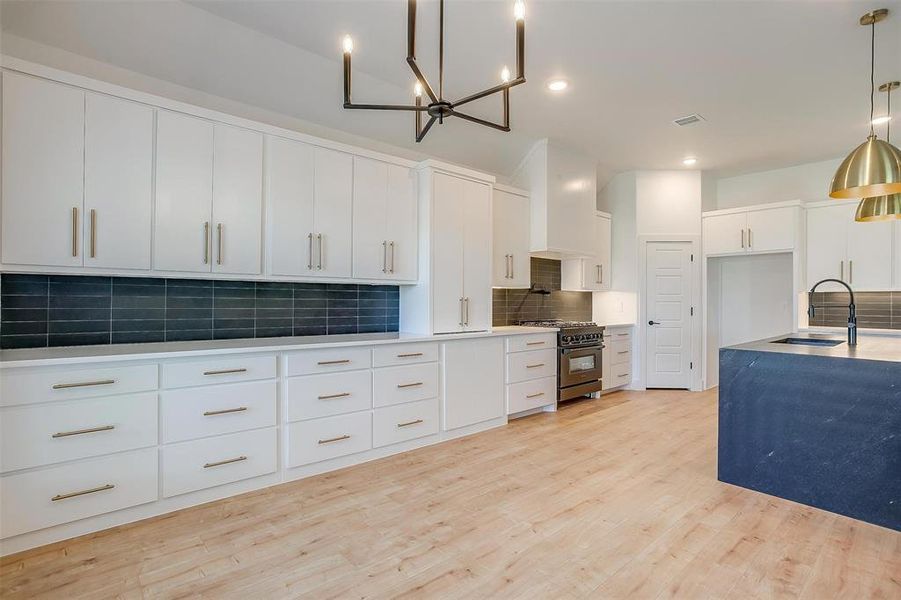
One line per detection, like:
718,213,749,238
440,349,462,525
870,21,876,137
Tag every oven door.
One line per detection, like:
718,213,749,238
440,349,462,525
559,345,603,388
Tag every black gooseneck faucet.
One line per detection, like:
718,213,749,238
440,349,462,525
808,279,857,346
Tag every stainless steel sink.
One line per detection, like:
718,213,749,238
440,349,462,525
770,337,844,347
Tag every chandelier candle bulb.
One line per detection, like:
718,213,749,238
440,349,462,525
514,0,525,21
501,66,511,83
342,35,354,54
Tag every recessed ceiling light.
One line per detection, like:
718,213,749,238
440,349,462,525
682,157,698,166
547,79,568,92
872,115,892,125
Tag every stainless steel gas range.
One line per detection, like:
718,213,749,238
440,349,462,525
517,320,605,401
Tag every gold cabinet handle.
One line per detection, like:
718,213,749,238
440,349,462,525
382,241,388,273
317,359,350,366
203,368,247,376
526,341,545,346
748,228,752,248
317,233,323,270
840,260,844,280
526,392,545,399
397,382,423,389
389,241,395,273
397,352,424,358
397,419,424,428
217,223,223,266
204,456,247,468
52,379,116,390
90,209,97,258
600,264,603,284
617,333,629,337
318,434,350,445
203,407,247,416
617,350,629,355
464,297,470,326
52,483,115,502
849,260,853,284
509,254,514,279
526,363,545,369
317,392,351,400
459,298,465,327
203,222,210,264
52,424,115,438
72,207,79,257
308,233,314,270
617,372,629,378
741,229,745,249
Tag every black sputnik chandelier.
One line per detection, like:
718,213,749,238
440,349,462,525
342,0,526,142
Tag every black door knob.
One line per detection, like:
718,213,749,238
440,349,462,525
648,320,660,325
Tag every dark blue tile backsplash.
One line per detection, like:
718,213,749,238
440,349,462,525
0,274,400,349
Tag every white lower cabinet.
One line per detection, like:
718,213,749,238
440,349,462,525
373,362,439,408
506,348,557,383
161,427,277,498
0,448,158,539
1,363,158,408
507,377,556,415
160,380,277,443
286,370,372,421
442,337,505,430
505,336,557,417
602,326,633,391
287,412,373,468
373,398,439,448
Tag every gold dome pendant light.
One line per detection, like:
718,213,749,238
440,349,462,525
856,81,901,221
829,9,901,199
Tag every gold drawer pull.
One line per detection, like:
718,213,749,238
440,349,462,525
397,352,424,358
397,419,424,428
617,372,629,378
52,379,116,390
617,351,629,355
526,363,545,369
52,425,115,438
203,368,247,376
317,359,351,366
526,392,545,399
204,456,247,469
617,333,629,337
318,392,351,400
526,341,546,346
52,483,115,502
318,434,351,445
397,382,423,389
203,407,248,416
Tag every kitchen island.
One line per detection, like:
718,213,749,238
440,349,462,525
718,332,901,531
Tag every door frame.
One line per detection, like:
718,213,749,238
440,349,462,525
638,235,702,392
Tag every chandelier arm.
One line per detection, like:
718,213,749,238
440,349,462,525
344,103,430,112
416,116,437,143
453,78,525,109
406,58,439,103
406,0,439,103
449,110,510,132
439,0,444,100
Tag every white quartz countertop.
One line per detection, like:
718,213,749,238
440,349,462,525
725,332,901,364
0,326,556,369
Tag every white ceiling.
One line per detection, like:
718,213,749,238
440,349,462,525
2,0,901,181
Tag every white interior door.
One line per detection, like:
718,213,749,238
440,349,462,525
385,164,417,281
267,136,314,276
432,173,465,333
1,72,85,267
83,93,153,270
212,124,263,275
154,110,214,273
645,241,692,389
351,156,389,280
313,147,353,277
462,179,492,331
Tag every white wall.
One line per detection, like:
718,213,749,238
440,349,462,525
636,171,702,235
714,157,841,209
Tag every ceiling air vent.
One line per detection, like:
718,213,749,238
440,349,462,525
673,113,705,127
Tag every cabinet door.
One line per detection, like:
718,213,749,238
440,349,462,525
442,337,505,431
432,173,466,333
806,204,850,291
462,179,492,331
267,136,314,276
212,124,263,275
154,110,214,273
596,215,612,291
385,164,418,281
313,148,353,277
1,72,84,267
351,156,389,280
492,189,530,288
703,212,747,256
747,206,796,253
84,93,153,270
847,212,893,290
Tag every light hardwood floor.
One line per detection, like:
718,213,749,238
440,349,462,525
1,388,899,599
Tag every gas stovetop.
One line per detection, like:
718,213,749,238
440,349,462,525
517,320,596,328
516,320,605,348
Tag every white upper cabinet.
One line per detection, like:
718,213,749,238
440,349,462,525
352,156,417,281
806,204,847,287
1,72,85,267
154,110,214,273
492,187,531,288
561,212,612,291
847,211,893,290
84,93,154,270
461,178,492,332
212,124,263,275
703,204,799,256
313,148,353,278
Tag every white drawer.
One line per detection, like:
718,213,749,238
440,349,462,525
604,328,632,342
372,343,439,367
161,380,277,443
286,370,372,422
506,348,557,384
0,448,158,539
507,376,556,415
1,393,158,473
161,427,277,498
610,339,631,366
373,362,439,408
1,364,158,408
161,354,276,389
285,347,372,376
605,367,632,389
506,333,556,353
287,412,372,468
373,398,439,448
